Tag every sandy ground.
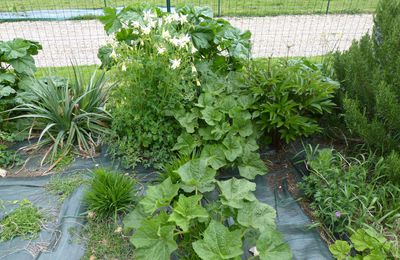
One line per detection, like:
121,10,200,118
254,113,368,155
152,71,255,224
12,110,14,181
0,14,373,67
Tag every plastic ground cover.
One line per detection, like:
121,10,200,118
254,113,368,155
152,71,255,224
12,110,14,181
0,149,331,259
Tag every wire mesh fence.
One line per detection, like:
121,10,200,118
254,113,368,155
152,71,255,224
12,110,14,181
0,0,377,67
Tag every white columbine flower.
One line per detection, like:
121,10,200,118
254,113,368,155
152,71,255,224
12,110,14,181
179,14,188,24
157,47,166,54
110,49,117,59
132,21,141,28
165,13,180,24
148,19,157,29
191,64,197,73
170,58,181,70
162,30,171,39
143,10,156,22
121,63,127,71
191,46,198,54
142,26,151,35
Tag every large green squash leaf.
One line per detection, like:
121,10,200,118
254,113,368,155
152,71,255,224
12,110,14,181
175,158,216,193
217,178,256,208
0,85,16,98
8,56,36,75
175,110,198,133
200,144,227,170
222,134,243,162
168,194,208,231
123,205,147,231
201,106,223,126
256,229,292,260
238,151,267,179
131,212,177,260
192,220,243,260
140,177,180,214
237,201,276,232
173,132,200,156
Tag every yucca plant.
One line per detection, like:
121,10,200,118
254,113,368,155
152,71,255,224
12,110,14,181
11,66,112,163
84,168,137,221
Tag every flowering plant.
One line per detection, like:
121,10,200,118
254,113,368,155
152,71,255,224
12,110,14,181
99,5,252,168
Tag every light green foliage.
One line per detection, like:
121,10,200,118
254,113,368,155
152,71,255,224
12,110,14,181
0,38,41,138
0,199,42,241
46,174,86,201
257,229,292,260
139,177,180,214
84,168,137,220
168,194,208,232
192,220,243,260
248,59,338,146
99,4,251,168
329,228,396,260
10,66,112,162
123,160,291,259
175,158,216,193
174,66,267,180
301,146,400,237
130,211,177,260
217,178,256,209
334,0,400,154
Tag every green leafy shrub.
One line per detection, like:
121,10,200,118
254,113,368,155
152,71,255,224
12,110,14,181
300,146,400,236
0,199,42,241
99,5,251,168
84,169,137,221
173,65,267,180
329,228,398,259
248,59,338,147
123,159,292,260
333,0,400,153
0,38,42,139
11,67,112,162
0,144,23,168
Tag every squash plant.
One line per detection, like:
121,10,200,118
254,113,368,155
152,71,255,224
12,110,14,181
123,158,292,260
173,65,267,180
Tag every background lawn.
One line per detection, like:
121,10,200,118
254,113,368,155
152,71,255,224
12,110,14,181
1,0,379,16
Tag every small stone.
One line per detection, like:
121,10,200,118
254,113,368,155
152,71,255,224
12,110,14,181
0,168,7,178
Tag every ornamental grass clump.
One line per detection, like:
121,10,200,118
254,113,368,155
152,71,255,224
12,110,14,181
11,66,112,163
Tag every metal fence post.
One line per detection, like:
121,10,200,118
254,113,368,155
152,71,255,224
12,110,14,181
326,0,331,14
217,0,221,16
166,0,171,12
104,0,107,7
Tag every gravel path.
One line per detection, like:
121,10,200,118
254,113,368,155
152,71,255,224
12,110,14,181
0,14,373,67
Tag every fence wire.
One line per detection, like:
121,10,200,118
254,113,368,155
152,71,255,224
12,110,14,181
0,0,376,67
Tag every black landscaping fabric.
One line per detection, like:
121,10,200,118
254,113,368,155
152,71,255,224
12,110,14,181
0,147,332,260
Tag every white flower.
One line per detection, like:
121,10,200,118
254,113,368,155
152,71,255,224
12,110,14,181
110,49,117,59
191,64,197,73
170,58,181,69
121,63,127,71
141,26,151,35
179,14,188,24
148,19,157,29
217,45,222,52
169,34,191,48
162,30,171,39
249,246,259,257
165,13,180,24
191,46,198,54
132,21,141,28
157,47,166,54
143,10,156,22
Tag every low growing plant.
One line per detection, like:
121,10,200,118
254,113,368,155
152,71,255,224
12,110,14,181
0,199,43,241
0,144,23,168
300,146,400,237
84,169,137,221
46,174,87,201
123,158,292,259
10,67,112,163
329,227,397,259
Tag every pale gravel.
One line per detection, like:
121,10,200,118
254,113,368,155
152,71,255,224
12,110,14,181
0,14,373,67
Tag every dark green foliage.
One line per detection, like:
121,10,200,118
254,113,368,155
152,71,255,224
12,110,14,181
0,144,23,168
301,146,400,236
333,0,400,153
84,169,137,221
249,59,338,146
